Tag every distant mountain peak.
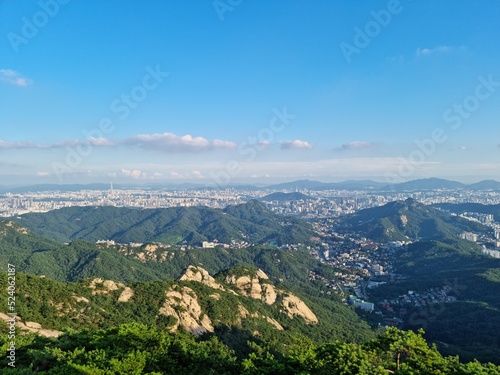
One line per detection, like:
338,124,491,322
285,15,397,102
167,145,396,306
339,198,490,242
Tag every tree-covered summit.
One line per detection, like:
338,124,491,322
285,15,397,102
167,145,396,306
14,200,315,246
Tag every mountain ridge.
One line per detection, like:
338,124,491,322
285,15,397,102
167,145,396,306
337,198,491,242
14,200,315,246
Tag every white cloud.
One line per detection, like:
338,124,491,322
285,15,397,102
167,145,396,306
0,133,235,153
334,141,376,151
257,141,270,149
211,139,237,149
121,169,147,179
0,139,36,149
192,170,204,178
279,140,313,150
87,137,115,146
124,133,237,152
0,69,33,87
416,45,464,57
0,138,112,150
36,171,50,177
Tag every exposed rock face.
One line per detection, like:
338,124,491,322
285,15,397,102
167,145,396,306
0,312,63,338
261,283,277,305
225,274,265,300
89,278,125,295
266,316,284,330
237,304,250,319
282,294,318,324
173,266,317,332
180,266,226,291
143,243,159,252
73,295,90,303
88,279,134,302
226,271,274,303
118,287,135,302
224,268,317,324
5,221,29,234
400,214,408,226
255,269,269,280
25,321,42,329
159,286,214,336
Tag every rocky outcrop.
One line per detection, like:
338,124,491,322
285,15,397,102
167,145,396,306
118,287,135,302
224,268,317,324
261,283,277,305
225,270,271,302
225,275,263,300
237,304,250,319
159,286,214,336
89,278,125,295
255,269,269,280
400,214,408,226
180,266,226,291
88,278,134,302
5,221,29,234
0,221,29,236
0,312,63,338
266,316,284,330
176,266,318,333
282,294,318,324
143,243,159,252
73,295,90,303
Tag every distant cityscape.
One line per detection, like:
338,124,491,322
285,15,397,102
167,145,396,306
2,181,500,219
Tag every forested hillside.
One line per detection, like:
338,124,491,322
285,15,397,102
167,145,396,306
14,200,314,246
2,322,499,374
338,198,491,242
368,237,500,363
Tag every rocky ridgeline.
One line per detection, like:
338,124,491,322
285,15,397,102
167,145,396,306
179,265,318,329
2,266,318,339
124,265,318,336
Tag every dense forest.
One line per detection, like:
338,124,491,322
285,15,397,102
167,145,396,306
2,322,500,374
14,200,314,246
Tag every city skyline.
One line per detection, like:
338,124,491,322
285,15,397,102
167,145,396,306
1,1,500,185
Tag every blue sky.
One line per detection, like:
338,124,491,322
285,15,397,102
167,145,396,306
1,0,499,185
